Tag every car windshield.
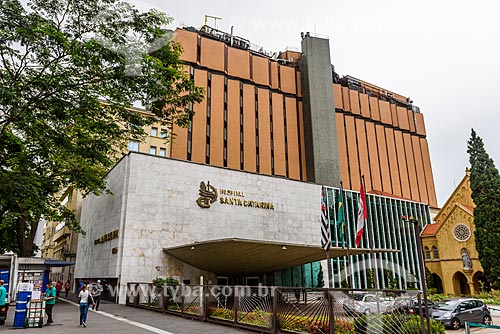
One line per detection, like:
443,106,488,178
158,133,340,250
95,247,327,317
352,295,366,301
434,300,460,311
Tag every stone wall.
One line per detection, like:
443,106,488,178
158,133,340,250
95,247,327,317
74,155,129,281
76,152,322,303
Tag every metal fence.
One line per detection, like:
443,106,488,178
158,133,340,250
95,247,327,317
126,283,430,334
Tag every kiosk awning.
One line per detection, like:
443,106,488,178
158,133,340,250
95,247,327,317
44,259,75,267
164,238,398,276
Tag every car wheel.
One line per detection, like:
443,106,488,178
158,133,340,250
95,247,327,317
483,315,493,325
450,318,461,330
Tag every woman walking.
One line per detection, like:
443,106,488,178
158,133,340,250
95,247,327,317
77,284,94,327
64,280,71,299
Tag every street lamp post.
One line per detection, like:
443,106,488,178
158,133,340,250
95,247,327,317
402,215,431,334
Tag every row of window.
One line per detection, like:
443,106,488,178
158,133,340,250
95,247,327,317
150,127,168,139
424,246,439,259
127,141,167,157
149,146,167,156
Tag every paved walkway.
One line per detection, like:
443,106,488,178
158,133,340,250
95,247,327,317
1,297,249,333
3,295,499,334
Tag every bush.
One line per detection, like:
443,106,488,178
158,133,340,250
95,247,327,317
428,290,500,305
399,317,445,334
475,291,500,305
208,307,234,320
353,315,445,334
152,277,179,304
281,315,353,334
427,293,454,302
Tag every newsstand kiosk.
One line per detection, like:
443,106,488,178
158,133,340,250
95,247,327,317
13,283,33,328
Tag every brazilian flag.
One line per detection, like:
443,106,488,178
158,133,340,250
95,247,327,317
337,187,345,244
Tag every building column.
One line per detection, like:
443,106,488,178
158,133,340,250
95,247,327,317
300,34,341,187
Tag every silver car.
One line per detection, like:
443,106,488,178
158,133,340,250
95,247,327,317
431,298,492,330
343,293,391,315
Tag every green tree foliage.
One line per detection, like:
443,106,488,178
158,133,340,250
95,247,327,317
317,263,325,288
0,0,203,256
467,129,500,288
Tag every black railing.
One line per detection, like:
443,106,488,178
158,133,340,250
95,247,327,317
125,283,434,334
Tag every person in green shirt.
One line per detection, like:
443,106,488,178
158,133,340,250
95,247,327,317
43,282,57,325
0,280,7,326
0,280,6,307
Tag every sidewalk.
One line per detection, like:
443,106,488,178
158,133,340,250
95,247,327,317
2,297,250,333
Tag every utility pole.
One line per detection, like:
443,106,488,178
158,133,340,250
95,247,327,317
402,215,431,334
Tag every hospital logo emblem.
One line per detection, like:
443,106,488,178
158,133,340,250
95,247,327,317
196,181,218,208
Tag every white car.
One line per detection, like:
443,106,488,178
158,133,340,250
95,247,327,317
343,293,391,315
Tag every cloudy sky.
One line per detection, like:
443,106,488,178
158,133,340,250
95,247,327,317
137,0,500,206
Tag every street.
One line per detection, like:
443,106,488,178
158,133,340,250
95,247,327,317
1,297,249,334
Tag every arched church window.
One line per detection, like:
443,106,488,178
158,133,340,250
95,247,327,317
424,246,431,260
432,246,439,259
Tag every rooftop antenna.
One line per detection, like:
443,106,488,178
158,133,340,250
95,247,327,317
204,15,222,30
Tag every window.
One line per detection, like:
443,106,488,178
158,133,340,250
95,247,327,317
132,100,145,109
454,224,471,241
160,129,168,139
424,247,431,260
151,127,158,137
149,146,156,155
459,301,474,310
159,148,166,157
365,295,375,302
432,246,439,259
128,140,139,152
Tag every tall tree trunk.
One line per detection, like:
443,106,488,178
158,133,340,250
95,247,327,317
16,216,30,257
15,203,35,257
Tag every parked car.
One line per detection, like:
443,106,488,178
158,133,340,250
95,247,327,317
386,297,434,316
431,298,492,330
343,293,391,315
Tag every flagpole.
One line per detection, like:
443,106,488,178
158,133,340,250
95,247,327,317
325,187,333,288
355,176,369,291
339,182,354,289
364,176,379,290
321,187,332,288
326,251,331,288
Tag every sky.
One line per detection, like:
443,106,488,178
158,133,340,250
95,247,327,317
135,0,500,206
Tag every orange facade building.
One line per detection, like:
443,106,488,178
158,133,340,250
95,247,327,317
170,26,437,208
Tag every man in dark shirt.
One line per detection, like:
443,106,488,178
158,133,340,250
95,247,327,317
91,280,103,311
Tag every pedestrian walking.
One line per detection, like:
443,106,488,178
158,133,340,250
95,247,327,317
0,280,8,325
294,284,301,304
0,280,6,307
77,284,94,327
55,280,62,299
76,279,83,302
64,280,71,299
91,280,103,311
43,282,57,325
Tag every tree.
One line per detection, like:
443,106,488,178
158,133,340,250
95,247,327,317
467,129,500,288
317,263,325,288
365,269,375,289
0,0,203,256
